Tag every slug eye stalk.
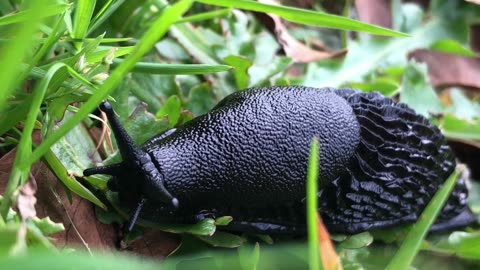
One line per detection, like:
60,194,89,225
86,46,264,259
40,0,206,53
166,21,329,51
83,102,179,229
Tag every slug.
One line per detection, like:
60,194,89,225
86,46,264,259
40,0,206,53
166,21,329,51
84,86,474,234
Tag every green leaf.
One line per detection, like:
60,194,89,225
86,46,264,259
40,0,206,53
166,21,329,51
214,216,233,226
0,3,68,26
304,6,468,88
448,88,480,120
348,77,400,97
156,95,182,127
385,170,462,270
430,39,476,57
400,61,443,117
31,217,65,235
196,0,408,37
224,55,252,89
238,243,261,270
196,231,247,248
186,83,216,116
72,0,96,41
441,114,480,141
339,232,374,249
112,59,232,74
176,8,231,24
122,103,170,145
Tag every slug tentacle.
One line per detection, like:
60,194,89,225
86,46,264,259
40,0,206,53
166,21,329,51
85,102,179,224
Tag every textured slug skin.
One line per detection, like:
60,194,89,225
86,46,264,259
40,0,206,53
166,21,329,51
110,86,472,234
143,86,360,209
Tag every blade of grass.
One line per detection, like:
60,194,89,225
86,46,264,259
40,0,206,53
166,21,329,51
28,0,193,168
0,0,68,114
87,0,125,35
196,0,408,37
0,3,68,26
307,138,320,270
384,169,462,270
175,8,231,24
72,0,96,48
112,59,232,74
0,63,67,219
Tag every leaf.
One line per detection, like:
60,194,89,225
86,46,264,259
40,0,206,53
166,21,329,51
112,59,232,74
303,4,468,87
408,49,480,88
399,60,443,117
441,114,480,141
214,216,233,226
196,231,247,248
122,103,170,145
31,217,65,235
238,243,260,270
186,83,216,116
224,55,252,89
196,0,407,36
156,95,182,128
338,232,374,249
430,39,476,56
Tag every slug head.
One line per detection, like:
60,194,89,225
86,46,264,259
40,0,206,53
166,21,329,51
83,102,178,230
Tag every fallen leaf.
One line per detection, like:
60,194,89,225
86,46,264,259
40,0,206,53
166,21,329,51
355,0,392,29
408,49,480,89
255,0,347,63
317,213,343,270
0,132,179,257
17,176,37,221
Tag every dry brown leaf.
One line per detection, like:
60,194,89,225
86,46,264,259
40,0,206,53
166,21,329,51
256,0,347,63
0,132,180,257
355,0,392,29
317,213,343,270
17,176,37,221
408,49,480,89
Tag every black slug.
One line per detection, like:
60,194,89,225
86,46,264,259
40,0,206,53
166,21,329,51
84,86,474,234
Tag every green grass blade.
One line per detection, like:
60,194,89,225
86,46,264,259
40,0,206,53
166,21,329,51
88,0,125,35
307,138,320,270
28,0,193,167
0,3,68,26
72,0,95,40
0,0,67,115
43,150,106,209
385,169,462,270
0,62,67,219
112,59,232,74
196,0,408,37
176,8,231,24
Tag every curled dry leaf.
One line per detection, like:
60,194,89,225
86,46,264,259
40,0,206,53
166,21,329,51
17,176,38,221
408,49,480,89
355,0,392,29
256,0,347,63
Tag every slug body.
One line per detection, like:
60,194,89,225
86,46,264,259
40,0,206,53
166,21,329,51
84,86,473,234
